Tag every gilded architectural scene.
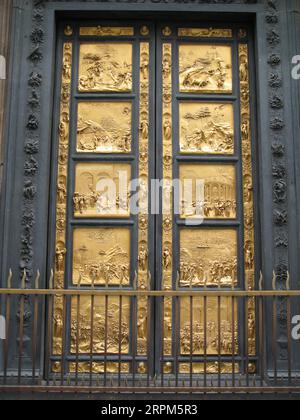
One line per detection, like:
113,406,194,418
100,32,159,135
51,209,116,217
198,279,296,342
70,296,130,354
179,102,234,154
179,45,232,93
79,43,133,92
180,229,238,287
73,162,131,218
77,102,132,153
180,297,238,355
179,164,237,219
72,228,131,286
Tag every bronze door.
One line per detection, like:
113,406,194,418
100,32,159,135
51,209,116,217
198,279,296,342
51,22,256,377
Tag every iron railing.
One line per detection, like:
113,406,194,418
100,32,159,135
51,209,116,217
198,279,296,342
0,271,300,396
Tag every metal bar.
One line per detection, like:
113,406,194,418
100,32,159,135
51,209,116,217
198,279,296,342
272,295,278,385
231,295,236,388
1,385,300,394
17,273,26,385
75,291,80,386
3,275,12,385
189,294,193,388
1,289,300,297
89,287,95,387
203,295,207,389
104,292,108,387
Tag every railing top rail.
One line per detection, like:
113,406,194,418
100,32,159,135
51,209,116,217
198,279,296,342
0,288,300,297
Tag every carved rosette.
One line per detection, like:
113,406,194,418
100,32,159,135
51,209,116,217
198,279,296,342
239,43,256,358
137,42,150,357
162,43,173,356
53,42,73,355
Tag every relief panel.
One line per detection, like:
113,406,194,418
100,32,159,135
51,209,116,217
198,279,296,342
77,102,132,153
72,227,131,286
79,43,133,92
180,228,238,287
70,296,130,354
74,162,131,218
179,45,232,94
180,297,238,355
179,164,237,219
80,27,134,37
179,102,234,155
178,28,233,38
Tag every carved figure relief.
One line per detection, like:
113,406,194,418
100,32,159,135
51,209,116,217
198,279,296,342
180,297,238,355
79,43,133,92
180,229,238,287
72,228,131,286
71,296,130,354
74,163,131,218
179,45,232,93
77,102,132,153
180,103,234,154
179,164,237,219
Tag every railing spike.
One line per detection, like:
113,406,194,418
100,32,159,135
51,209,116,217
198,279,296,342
7,269,13,289
259,271,263,291
77,273,82,289
35,270,41,289
286,271,290,291
49,269,54,289
133,270,138,290
21,269,26,289
272,270,276,291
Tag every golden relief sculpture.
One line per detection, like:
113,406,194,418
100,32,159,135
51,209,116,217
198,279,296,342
179,45,232,93
77,102,132,153
180,297,238,355
80,27,134,37
179,164,237,219
79,43,133,92
178,28,233,38
239,43,256,356
72,228,131,286
73,163,131,218
137,42,150,356
179,102,234,155
179,363,239,374
180,229,238,288
162,43,173,357
70,296,130,354
69,362,130,374
53,43,73,356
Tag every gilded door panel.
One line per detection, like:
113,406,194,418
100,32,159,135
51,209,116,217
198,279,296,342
180,228,238,287
179,44,233,94
74,163,131,218
179,102,234,155
77,101,132,153
78,43,133,92
179,164,237,219
72,227,131,286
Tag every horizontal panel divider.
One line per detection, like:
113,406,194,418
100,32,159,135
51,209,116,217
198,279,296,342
175,94,238,102
175,219,241,227
175,155,239,163
74,94,137,100
69,219,135,226
71,154,136,162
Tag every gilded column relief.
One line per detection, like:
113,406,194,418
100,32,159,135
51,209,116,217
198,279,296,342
179,164,237,220
72,228,131,286
179,102,234,154
77,102,132,153
180,229,238,288
239,44,256,358
137,42,150,358
179,45,233,94
53,42,73,356
78,43,133,92
162,43,173,356
73,162,131,218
